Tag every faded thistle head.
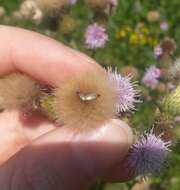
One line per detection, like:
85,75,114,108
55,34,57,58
127,130,171,177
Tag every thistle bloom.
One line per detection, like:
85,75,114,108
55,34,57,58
85,23,108,49
160,37,177,55
128,130,171,177
147,10,160,22
142,65,161,89
170,57,180,79
160,22,169,31
107,68,139,113
161,85,180,116
154,45,163,58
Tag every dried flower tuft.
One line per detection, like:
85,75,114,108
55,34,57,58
154,108,174,141
58,15,76,35
36,0,70,13
160,37,177,56
170,57,180,80
20,0,43,24
147,10,160,22
120,66,139,80
51,70,116,129
0,73,40,111
86,0,118,14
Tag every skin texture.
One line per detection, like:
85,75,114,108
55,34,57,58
0,25,134,190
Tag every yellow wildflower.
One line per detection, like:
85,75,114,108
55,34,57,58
116,30,127,38
138,34,148,45
129,33,140,44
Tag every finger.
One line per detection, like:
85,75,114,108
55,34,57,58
0,119,133,190
0,111,56,164
103,156,135,182
0,25,101,85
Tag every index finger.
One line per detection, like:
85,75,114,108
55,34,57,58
0,25,101,85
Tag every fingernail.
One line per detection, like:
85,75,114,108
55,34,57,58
109,119,133,146
114,119,133,146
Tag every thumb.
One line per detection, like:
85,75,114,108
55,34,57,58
0,119,133,190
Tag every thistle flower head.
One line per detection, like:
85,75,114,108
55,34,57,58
51,70,116,129
120,66,139,80
154,45,163,58
154,108,174,141
85,23,108,49
128,130,171,177
107,68,140,113
142,65,161,89
170,57,180,80
160,37,177,55
58,15,76,35
36,0,69,13
147,10,160,22
86,0,112,9
20,0,43,24
160,22,169,31
0,73,40,111
161,85,180,116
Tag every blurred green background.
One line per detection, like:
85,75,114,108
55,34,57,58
0,0,180,190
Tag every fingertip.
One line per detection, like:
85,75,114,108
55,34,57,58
104,156,136,182
0,26,102,85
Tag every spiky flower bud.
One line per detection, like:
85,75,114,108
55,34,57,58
147,10,160,22
86,0,118,15
120,66,139,80
58,15,76,35
36,0,70,14
160,37,176,56
20,0,43,24
39,94,59,121
127,130,171,177
161,85,180,116
154,108,174,141
170,57,180,80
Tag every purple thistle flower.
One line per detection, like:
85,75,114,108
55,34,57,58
160,22,169,31
128,130,171,177
142,65,161,89
154,45,163,58
85,23,108,49
107,68,140,113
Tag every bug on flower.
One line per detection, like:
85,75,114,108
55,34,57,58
46,70,117,129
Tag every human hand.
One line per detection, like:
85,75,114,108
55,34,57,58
0,25,133,190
